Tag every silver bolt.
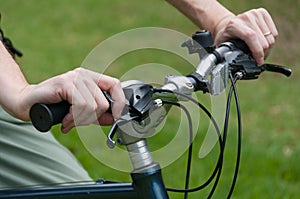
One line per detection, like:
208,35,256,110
153,99,163,107
235,72,244,80
185,82,193,88
139,120,146,127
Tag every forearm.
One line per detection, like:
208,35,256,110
0,41,30,119
166,0,234,37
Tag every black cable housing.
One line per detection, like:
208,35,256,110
153,73,243,199
153,88,224,196
226,73,242,199
161,100,193,199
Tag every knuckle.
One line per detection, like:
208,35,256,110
237,12,250,20
240,8,263,19
62,70,77,81
268,37,276,46
54,75,66,86
54,75,72,91
72,67,88,77
262,42,270,51
73,67,84,73
111,77,121,87
226,18,238,27
77,101,88,110
243,30,257,40
257,7,268,15
100,100,110,112
248,8,257,14
94,99,110,114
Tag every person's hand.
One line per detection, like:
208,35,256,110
18,68,125,133
213,8,278,65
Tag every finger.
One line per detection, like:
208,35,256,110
73,78,99,125
70,69,124,119
61,79,95,130
255,21,273,60
264,46,272,60
259,8,278,37
244,34,264,65
82,76,110,122
259,10,277,51
254,9,276,48
251,9,276,60
241,11,270,49
226,19,265,65
96,74,125,119
61,106,74,133
61,93,85,132
232,13,266,64
110,84,125,119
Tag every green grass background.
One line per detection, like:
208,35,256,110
1,0,299,198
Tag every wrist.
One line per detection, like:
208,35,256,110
212,14,235,40
167,0,235,38
5,84,35,121
199,1,235,39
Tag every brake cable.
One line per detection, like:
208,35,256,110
225,73,242,199
153,72,243,199
161,100,193,199
153,88,224,196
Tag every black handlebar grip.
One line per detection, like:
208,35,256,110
30,101,70,132
29,92,114,132
228,39,251,55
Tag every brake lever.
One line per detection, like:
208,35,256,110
261,64,292,77
226,40,292,78
106,113,139,149
105,82,155,148
229,52,292,79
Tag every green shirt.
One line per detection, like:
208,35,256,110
0,107,92,188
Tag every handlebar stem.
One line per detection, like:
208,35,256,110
121,136,169,198
127,139,156,172
160,75,195,101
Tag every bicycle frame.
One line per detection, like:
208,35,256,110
0,183,137,199
0,170,168,199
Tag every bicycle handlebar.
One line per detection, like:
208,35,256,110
29,37,291,132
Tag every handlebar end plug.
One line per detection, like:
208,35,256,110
30,103,54,132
